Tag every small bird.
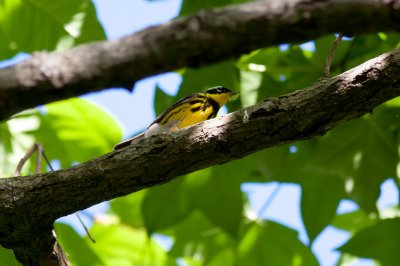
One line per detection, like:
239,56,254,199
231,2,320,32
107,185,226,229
114,86,238,150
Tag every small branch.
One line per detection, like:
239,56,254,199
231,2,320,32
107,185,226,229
75,214,96,243
323,33,344,77
1,0,400,121
14,144,38,176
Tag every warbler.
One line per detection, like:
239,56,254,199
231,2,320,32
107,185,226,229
114,86,238,150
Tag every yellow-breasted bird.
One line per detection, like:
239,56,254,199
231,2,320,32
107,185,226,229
114,86,238,150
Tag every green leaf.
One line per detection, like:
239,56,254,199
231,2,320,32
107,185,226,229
88,222,169,266
300,174,345,243
339,218,400,266
34,98,122,168
142,178,192,234
295,107,399,213
55,222,103,266
185,168,243,237
0,245,20,266
331,209,377,233
238,221,318,266
180,0,252,16
0,0,105,60
168,211,234,265
109,190,146,228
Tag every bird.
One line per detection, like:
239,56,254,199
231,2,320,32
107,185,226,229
114,86,239,150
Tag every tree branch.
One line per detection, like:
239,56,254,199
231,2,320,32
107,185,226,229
1,0,400,121
1,47,400,264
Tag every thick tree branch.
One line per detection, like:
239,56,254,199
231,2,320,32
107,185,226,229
1,47,400,264
1,0,400,121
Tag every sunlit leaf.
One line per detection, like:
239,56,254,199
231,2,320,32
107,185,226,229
88,222,169,266
109,190,146,228
0,0,105,60
0,245,20,266
34,98,122,168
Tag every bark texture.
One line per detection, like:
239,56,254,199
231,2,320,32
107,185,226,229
1,47,400,264
1,0,400,121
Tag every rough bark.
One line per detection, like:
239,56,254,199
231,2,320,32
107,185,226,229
1,47,400,264
1,0,400,121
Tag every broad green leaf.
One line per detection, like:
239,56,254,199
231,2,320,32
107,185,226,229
0,245,20,266
0,0,105,60
238,221,318,266
293,106,399,213
88,222,169,266
185,168,243,237
180,0,252,16
142,178,192,234
34,98,122,168
339,218,400,266
331,209,377,233
168,211,234,265
55,223,103,266
109,190,146,229
300,174,345,243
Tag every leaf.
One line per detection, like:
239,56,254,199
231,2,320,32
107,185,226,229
300,174,345,243
0,245,20,266
0,0,105,60
338,218,400,266
168,211,234,265
295,108,399,213
331,209,377,233
34,98,122,168
54,222,103,266
88,222,169,266
109,190,146,228
142,178,192,234
179,0,252,16
238,221,318,266
184,168,243,237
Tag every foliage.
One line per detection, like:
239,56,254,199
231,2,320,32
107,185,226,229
1,0,400,265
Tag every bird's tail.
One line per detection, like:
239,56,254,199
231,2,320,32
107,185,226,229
113,132,145,150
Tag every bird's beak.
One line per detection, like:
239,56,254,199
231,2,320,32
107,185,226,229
229,91,239,101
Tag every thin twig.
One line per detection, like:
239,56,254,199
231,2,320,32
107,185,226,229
15,144,38,176
75,213,96,243
323,33,344,77
35,144,43,174
42,150,54,171
257,183,282,218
